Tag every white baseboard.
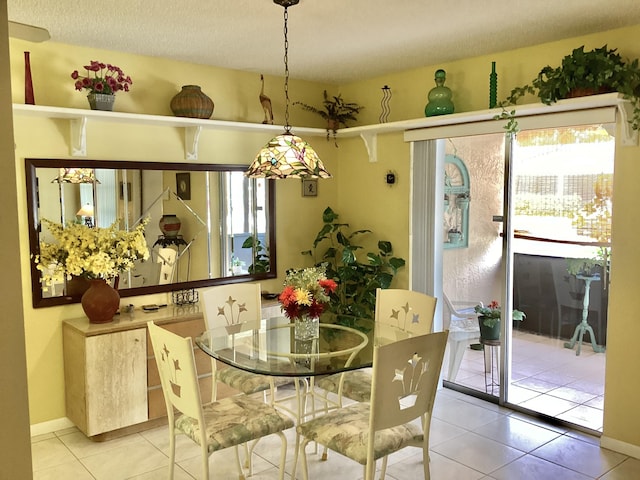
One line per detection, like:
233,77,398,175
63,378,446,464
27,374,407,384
30,417,75,437
600,435,640,459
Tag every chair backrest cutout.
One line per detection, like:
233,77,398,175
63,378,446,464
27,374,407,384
201,283,262,329
375,288,437,338
370,330,448,432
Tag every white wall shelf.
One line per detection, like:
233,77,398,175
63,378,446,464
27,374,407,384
338,93,635,162
14,93,634,162
12,104,327,159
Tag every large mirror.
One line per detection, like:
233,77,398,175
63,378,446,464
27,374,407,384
26,158,276,308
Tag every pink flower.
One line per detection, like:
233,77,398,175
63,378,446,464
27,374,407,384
71,60,132,96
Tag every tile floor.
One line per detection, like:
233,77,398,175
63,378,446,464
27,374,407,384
452,330,606,432
31,385,636,480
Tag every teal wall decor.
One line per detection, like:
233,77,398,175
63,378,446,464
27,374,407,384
444,154,470,249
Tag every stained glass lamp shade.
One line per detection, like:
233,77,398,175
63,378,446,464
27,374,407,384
246,0,331,179
246,132,331,179
51,168,100,184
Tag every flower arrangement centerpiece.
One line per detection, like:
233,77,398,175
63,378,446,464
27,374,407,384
35,218,149,324
473,300,526,334
279,265,337,340
71,60,132,111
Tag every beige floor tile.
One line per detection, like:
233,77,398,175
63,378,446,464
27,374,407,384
431,431,524,474
472,416,562,452
531,435,627,477
32,459,95,480
79,438,169,480
31,437,76,472
600,457,640,480
490,454,591,480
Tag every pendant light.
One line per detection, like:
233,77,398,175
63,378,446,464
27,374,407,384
246,0,331,179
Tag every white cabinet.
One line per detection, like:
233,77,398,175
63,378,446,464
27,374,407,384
63,325,147,437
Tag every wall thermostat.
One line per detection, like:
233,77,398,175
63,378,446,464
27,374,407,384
386,171,397,185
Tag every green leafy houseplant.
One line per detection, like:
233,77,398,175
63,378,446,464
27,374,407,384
495,45,640,133
294,91,364,144
474,300,526,328
241,235,270,274
301,207,405,322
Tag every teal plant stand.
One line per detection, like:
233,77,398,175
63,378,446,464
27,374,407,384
564,274,606,356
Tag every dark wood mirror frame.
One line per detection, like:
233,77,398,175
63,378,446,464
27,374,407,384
26,158,277,308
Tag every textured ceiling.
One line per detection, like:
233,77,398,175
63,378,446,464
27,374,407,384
7,0,640,84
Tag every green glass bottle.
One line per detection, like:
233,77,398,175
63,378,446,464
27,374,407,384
425,69,454,117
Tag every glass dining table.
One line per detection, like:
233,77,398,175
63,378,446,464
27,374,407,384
196,315,380,423
195,316,376,378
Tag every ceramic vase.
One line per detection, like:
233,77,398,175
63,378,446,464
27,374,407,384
293,314,319,341
159,214,181,237
88,93,115,111
81,279,120,324
24,51,35,105
170,85,214,119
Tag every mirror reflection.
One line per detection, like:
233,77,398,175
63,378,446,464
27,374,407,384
26,159,276,308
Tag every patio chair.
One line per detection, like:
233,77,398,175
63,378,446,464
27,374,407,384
147,321,294,480
442,292,481,382
296,331,449,480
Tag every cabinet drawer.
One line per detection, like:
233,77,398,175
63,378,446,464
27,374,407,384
147,349,212,387
148,376,214,419
146,318,206,355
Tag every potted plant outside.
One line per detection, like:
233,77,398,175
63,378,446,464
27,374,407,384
495,45,640,133
447,228,463,244
474,300,526,341
294,91,364,145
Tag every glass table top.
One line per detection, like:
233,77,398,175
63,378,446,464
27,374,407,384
196,316,377,377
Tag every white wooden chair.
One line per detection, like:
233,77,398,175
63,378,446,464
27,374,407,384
296,331,449,480
200,283,290,405
147,321,294,480
315,288,437,407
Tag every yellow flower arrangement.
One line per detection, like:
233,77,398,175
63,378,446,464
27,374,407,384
35,218,150,286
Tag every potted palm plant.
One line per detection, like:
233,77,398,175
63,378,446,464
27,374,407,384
294,91,364,144
474,301,526,341
495,45,640,133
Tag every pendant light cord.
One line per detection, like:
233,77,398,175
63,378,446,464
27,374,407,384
283,6,292,133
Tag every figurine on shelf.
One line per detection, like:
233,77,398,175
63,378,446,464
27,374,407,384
259,74,274,124
425,69,454,117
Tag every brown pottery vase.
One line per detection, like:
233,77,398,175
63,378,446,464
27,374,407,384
81,279,120,324
170,85,214,119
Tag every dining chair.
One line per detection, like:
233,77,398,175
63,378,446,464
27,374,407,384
147,321,294,480
200,283,289,404
315,288,437,407
296,330,449,480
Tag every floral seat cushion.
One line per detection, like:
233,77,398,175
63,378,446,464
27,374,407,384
217,366,290,395
175,394,294,454
296,402,422,464
315,369,373,403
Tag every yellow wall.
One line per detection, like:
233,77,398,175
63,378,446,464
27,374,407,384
9,38,335,424
334,25,640,450
9,23,640,451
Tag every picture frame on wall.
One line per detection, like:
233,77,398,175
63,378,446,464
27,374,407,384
176,172,191,200
302,178,318,197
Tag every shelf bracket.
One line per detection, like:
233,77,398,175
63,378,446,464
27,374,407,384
616,101,639,146
185,126,202,160
359,132,378,162
69,116,88,157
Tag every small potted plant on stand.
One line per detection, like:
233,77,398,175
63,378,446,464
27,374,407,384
294,91,364,145
474,300,526,341
495,45,640,133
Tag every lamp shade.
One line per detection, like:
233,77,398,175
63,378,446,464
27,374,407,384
246,133,331,179
52,168,100,184
76,204,94,217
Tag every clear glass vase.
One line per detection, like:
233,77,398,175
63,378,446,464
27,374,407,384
294,314,319,341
